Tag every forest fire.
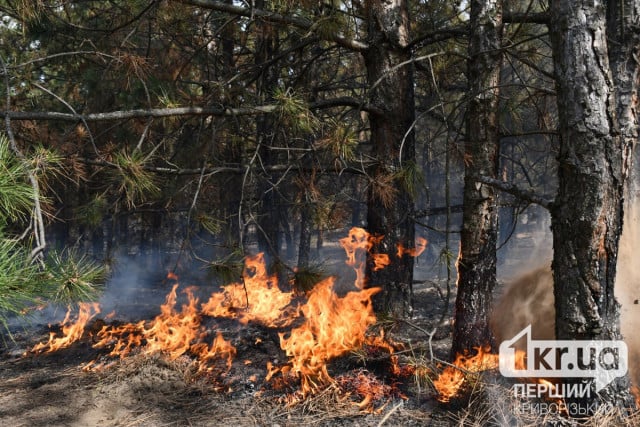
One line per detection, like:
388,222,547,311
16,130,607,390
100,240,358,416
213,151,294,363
432,346,498,403
26,228,425,407
267,278,380,395
30,302,101,354
433,345,568,409
200,253,299,327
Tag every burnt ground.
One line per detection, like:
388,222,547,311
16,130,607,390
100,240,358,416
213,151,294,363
0,267,462,427
3,275,639,427
5,232,636,427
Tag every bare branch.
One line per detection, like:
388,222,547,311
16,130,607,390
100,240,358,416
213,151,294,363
472,175,552,209
0,97,382,122
0,54,46,261
174,0,369,51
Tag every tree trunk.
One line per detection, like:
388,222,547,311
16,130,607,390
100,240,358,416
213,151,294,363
550,0,635,409
217,0,243,251
254,2,281,263
607,0,640,191
451,0,502,356
362,0,416,315
298,202,312,268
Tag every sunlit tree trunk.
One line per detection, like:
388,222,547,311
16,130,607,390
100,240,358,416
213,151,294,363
452,0,502,356
550,0,635,409
363,0,416,315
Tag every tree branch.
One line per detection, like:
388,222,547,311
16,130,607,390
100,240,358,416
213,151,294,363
503,11,550,25
174,0,369,51
472,175,553,209
0,97,383,122
409,25,467,49
408,12,549,49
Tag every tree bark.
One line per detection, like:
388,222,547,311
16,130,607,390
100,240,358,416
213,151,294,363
451,0,503,356
363,0,416,315
254,2,282,263
550,0,635,409
607,0,640,191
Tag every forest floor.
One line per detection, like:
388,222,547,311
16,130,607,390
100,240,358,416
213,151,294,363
0,279,456,427
1,241,637,426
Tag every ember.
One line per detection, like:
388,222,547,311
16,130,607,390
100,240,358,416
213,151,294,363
336,369,405,413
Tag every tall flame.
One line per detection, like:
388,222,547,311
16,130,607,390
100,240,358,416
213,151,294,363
272,278,381,394
201,253,298,327
141,284,202,359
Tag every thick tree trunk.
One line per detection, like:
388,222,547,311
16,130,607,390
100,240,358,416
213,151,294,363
451,0,502,356
607,0,640,190
550,0,635,409
363,0,416,315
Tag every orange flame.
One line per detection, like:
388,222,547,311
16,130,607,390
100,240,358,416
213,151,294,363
433,346,498,402
30,229,418,406
201,253,298,327
371,253,390,271
396,237,428,258
30,302,101,353
270,278,381,395
191,331,237,372
142,284,202,359
339,227,387,289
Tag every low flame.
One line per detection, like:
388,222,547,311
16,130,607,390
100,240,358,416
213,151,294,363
30,302,101,354
29,227,428,406
191,332,237,372
433,346,498,403
433,347,565,406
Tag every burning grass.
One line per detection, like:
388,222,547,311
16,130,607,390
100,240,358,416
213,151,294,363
22,228,425,414
12,228,640,425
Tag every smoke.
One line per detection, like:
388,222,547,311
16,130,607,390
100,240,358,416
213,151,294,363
97,254,172,321
491,197,640,388
492,205,553,350
615,196,640,389
491,266,554,350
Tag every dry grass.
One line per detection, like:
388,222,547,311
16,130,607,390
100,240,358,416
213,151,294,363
5,326,640,426
437,376,640,427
